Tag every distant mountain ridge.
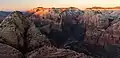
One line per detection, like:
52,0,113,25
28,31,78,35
0,11,11,16
86,6,120,10
0,11,11,22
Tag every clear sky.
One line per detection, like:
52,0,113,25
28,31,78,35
0,0,120,11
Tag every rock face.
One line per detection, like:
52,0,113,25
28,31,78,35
101,21,120,45
0,11,51,53
0,11,28,50
60,8,85,41
79,10,120,47
77,10,120,58
0,11,51,52
28,7,86,48
26,21,51,51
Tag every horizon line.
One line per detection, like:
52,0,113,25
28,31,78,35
1,6,120,11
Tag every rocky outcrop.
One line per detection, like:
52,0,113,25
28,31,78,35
100,21,120,45
79,10,116,46
26,21,51,51
0,11,51,52
0,11,28,50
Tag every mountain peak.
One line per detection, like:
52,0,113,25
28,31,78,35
10,11,23,16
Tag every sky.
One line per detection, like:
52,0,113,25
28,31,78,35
0,0,120,11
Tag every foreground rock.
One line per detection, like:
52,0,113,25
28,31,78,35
0,11,28,50
0,43,22,58
0,11,51,53
26,46,93,58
